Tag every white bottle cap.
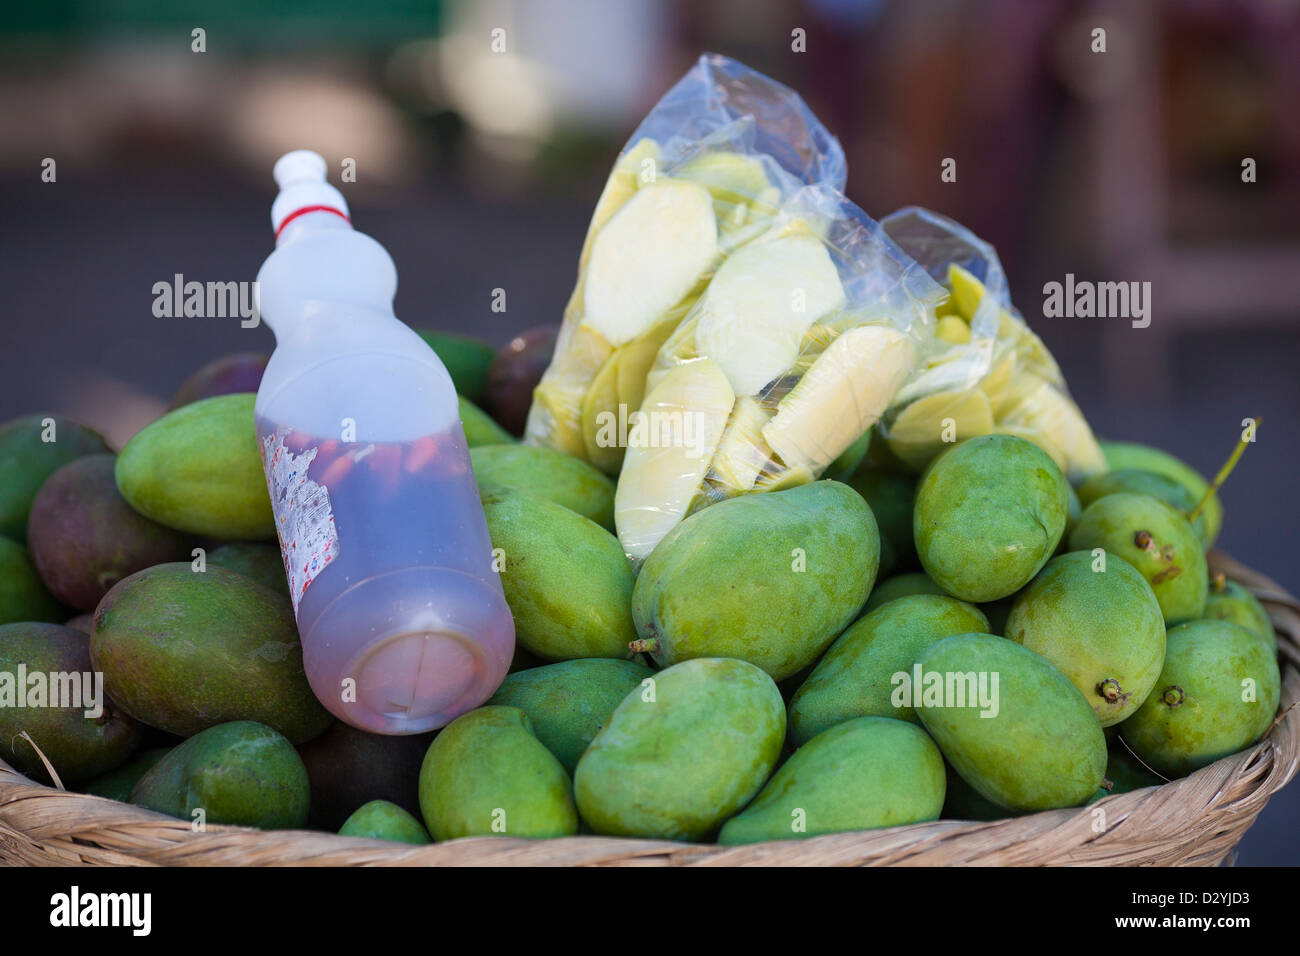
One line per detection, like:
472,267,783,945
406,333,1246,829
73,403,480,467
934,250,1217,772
270,149,350,237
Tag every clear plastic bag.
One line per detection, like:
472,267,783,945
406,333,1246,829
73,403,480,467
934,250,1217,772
876,206,1106,482
613,186,945,562
523,54,848,474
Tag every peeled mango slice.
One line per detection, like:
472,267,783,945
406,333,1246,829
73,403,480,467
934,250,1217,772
583,180,719,348
676,151,772,207
614,359,735,562
579,138,662,269
753,464,814,492
616,314,681,416
711,397,774,493
947,263,986,320
1000,379,1106,481
528,324,613,457
886,388,994,470
935,315,971,345
978,351,1017,409
949,264,1061,382
580,349,624,474
764,326,915,474
695,234,846,396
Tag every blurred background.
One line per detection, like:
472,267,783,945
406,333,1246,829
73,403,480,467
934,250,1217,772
1,0,1296,863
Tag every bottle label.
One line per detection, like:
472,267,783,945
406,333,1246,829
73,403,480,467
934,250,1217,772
260,430,340,616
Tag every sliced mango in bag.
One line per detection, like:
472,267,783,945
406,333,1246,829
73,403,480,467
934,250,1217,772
763,325,915,474
885,387,995,471
614,359,735,562
582,178,720,348
711,396,775,494
695,233,845,396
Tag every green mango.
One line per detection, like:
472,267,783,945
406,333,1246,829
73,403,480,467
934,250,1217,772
207,542,289,597
0,622,141,784
129,720,310,829
297,720,427,830
862,572,947,615
482,487,636,660
1077,468,1208,547
1204,575,1275,654
416,329,497,404
1088,745,1164,803
115,393,273,539
90,562,332,743
27,454,191,611
487,658,653,773
916,633,1107,811
789,595,988,745
1006,551,1166,726
632,482,879,681
718,716,945,844
574,658,785,841
1120,619,1280,778
459,395,515,447
914,435,1068,603
1068,493,1208,625
0,535,66,625
471,443,615,530
0,414,110,542
339,800,431,844
847,467,917,569
418,706,579,840
82,747,171,802
1099,439,1220,546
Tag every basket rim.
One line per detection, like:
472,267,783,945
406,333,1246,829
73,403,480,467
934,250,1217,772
2,549,1297,867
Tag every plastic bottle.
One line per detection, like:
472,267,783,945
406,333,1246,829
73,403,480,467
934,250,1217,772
253,149,514,735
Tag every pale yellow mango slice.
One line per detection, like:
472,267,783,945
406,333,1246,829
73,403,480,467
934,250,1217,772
947,263,987,321
711,396,775,493
614,359,735,562
526,322,613,457
581,349,626,474
885,388,995,471
753,464,814,492
998,381,1106,481
579,138,662,269
616,312,691,417
763,326,916,474
676,151,772,206
695,234,846,396
936,315,971,345
583,180,720,348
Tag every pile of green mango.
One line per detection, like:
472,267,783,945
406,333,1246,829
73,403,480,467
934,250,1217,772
0,335,1286,849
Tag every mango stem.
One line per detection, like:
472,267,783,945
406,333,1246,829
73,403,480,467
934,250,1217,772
628,638,659,655
1186,417,1259,525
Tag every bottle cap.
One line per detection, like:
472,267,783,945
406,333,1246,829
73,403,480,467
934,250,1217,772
270,149,350,238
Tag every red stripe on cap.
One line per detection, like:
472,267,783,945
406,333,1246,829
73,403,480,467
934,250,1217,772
275,205,350,241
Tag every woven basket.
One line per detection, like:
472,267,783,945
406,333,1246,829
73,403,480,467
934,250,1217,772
2,550,1296,867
